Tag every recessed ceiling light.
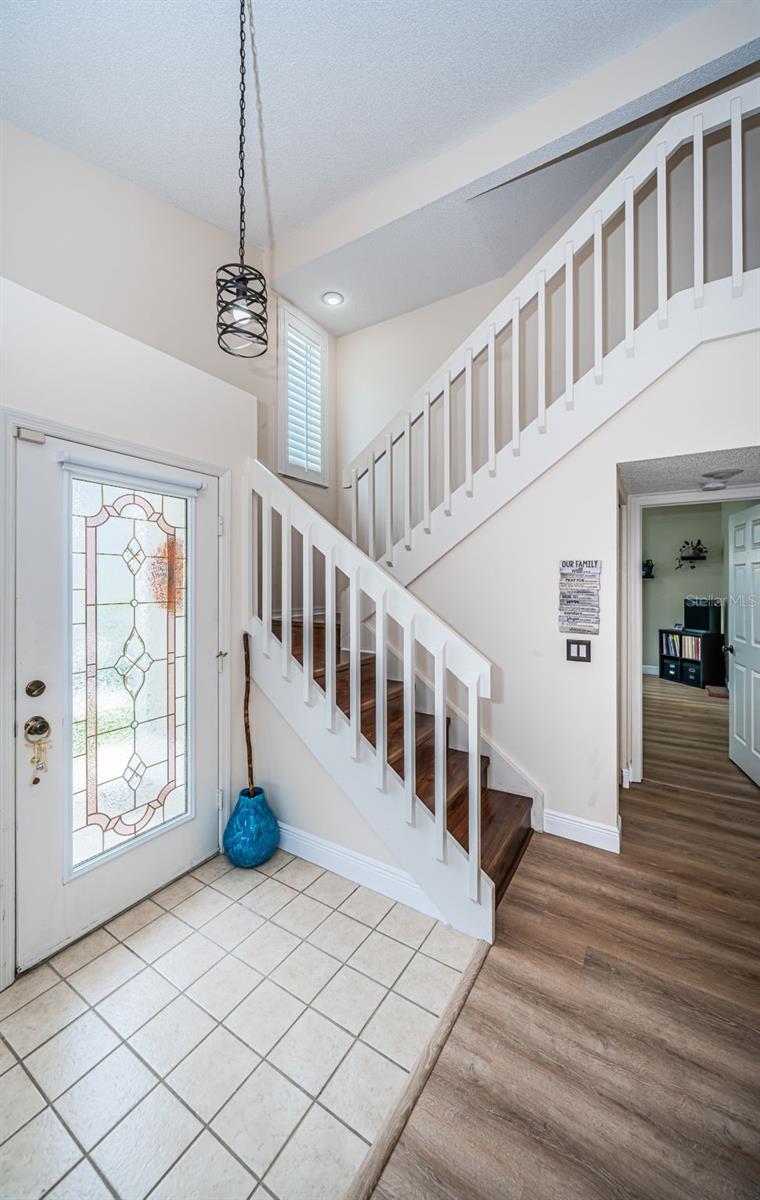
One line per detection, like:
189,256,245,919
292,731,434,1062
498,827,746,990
700,467,743,491
321,291,345,307
701,480,727,491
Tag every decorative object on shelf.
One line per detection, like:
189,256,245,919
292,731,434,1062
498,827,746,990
642,559,655,579
676,539,708,569
216,0,268,358
559,560,601,635
223,632,279,868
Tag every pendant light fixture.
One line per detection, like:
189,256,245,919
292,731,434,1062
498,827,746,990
216,0,268,358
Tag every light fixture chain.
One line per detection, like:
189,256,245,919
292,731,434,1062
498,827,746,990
238,0,246,265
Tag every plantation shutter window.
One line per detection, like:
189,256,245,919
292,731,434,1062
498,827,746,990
278,304,328,486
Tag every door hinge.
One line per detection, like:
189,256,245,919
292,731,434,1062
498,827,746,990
216,650,228,673
217,789,224,811
15,426,46,444
217,515,224,537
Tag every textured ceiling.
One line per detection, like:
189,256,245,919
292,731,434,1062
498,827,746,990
0,0,714,247
619,447,760,496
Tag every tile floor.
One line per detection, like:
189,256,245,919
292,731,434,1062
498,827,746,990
0,850,477,1200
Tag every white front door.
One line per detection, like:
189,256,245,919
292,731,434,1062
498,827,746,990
15,432,222,970
728,502,760,788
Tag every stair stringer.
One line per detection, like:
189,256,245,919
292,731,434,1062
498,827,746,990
389,271,760,586
250,628,496,941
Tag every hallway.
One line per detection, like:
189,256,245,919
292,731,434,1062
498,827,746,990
373,676,760,1199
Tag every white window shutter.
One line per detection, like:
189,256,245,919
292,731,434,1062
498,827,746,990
279,305,327,485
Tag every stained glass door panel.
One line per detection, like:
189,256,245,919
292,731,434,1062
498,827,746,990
71,478,189,868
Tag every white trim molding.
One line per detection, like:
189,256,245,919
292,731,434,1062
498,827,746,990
276,822,442,920
543,809,621,854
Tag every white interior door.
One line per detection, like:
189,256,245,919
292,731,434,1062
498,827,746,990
728,502,760,788
15,433,221,969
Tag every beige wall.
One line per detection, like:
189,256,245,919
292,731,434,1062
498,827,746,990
410,333,760,832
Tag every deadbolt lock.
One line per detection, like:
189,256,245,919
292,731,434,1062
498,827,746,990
24,715,51,740
25,679,46,697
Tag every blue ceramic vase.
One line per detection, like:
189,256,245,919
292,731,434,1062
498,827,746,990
223,787,280,868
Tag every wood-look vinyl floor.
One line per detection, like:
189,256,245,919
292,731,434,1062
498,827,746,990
373,678,760,1200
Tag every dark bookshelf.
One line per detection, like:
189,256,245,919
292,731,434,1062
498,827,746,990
658,628,724,688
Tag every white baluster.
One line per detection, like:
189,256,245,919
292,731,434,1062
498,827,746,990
511,298,521,453
403,413,412,550
367,453,376,561
423,394,431,533
537,270,546,434
468,677,481,903
384,433,394,567
487,323,496,476
251,490,260,624
464,347,474,495
625,176,635,355
593,210,603,383
349,569,360,759
350,468,358,544
375,590,386,789
302,524,313,704
731,96,743,296
442,370,451,515
565,241,574,409
281,510,291,678
693,113,704,308
434,642,447,862
262,494,272,656
324,544,335,731
403,615,416,825
657,142,668,327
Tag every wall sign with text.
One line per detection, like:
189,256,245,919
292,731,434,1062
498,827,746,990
559,560,601,635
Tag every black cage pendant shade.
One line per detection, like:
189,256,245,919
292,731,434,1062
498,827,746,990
216,0,268,358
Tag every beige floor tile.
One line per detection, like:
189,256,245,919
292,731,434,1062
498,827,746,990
269,1009,352,1097
172,887,232,929
55,1044,156,1151
308,912,372,962
149,1129,256,1200
321,1041,407,1142
0,1064,45,1143
234,922,300,975
153,874,204,911
0,981,87,1057
202,902,264,951
264,1102,368,1200
67,944,144,1005
187,954,262,1020
272,894,331,938
273,858,324,891
167,1026,258,1121
153,931,225,990
125,912,193,963
106,899,163,942
270,942,340,1003
25,1010,119,1098
191,855,232,884
376,902,436,949
51,928,117,978
0,1039,15,1075
304,871,358,909
209,866,266,900
240,877,298,918
420,922,478,970
224,979,304,1056
129,994,215,1076
0,964,57,1022
96,967,178,1038
338,886,394,928
47,1158,113,1200
346,931,413,987
393,952,460,1015
361,992,436,1070
92,1083,200,1200
0,1108,80,1198
311,965,386,1036
255,848,294,877
211,1060,309,1176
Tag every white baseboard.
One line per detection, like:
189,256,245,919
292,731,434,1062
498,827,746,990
642,665,659,676
543,809,621,854
276,822,442,920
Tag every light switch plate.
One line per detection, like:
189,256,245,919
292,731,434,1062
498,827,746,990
566,639,591,662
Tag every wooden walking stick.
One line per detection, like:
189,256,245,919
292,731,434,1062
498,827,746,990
243,631,255,796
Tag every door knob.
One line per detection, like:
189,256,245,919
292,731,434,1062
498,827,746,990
725,644,735,655
24,715,51,739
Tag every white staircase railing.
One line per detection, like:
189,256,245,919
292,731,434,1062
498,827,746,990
343,79,760,585
245,458,496,940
